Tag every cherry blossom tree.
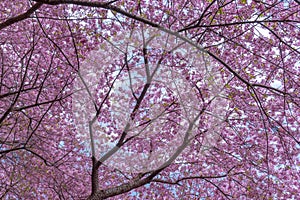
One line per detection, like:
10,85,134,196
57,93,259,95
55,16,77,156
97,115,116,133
1,0,299,199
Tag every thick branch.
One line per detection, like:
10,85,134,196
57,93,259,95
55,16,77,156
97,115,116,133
88,175,150,200
0,3,43,30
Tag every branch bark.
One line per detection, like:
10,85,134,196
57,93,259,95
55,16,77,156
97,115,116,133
0,2,43,30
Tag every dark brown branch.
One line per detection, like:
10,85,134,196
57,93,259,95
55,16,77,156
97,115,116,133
0,3,43,30
88,175,150,200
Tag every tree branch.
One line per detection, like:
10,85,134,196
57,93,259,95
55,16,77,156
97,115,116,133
0,2,43,30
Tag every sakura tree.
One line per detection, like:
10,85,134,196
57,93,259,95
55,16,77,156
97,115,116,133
0,0,299,199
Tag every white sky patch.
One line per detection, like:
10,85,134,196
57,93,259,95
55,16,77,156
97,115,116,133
270,79,282,89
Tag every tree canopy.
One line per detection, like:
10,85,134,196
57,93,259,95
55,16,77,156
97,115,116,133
0,0,299,199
